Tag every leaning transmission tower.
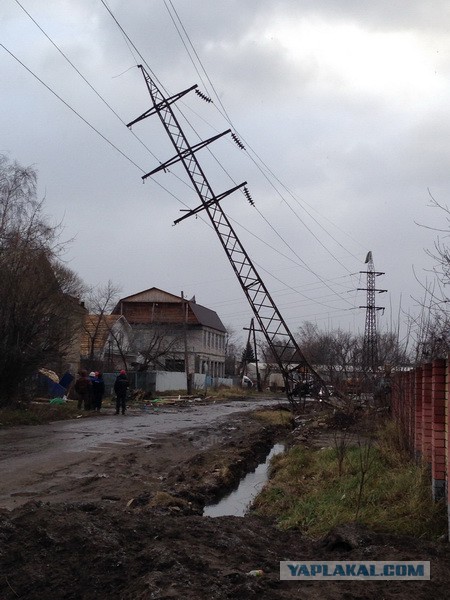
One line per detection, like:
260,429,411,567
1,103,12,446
127,64,329,406
358,251,386,372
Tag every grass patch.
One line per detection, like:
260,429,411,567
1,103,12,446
0,401,84,426
200,386,271,399
153,386,269,400
253,426,447,540
148,491,189,509
253,409,293,427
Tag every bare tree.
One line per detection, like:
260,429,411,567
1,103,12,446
53,261,86,298
354,437,376,519
0,155,84,405
83,280,122,366
297,322,335,367
328,329,361,383
103,320,132,371
377,331,409,367
224,324,242,377
133,324,184,371
256,338,279,389
296,321,406,397
408,195,450,363
333,428,354,477
297,322,360,390
420,192,450,285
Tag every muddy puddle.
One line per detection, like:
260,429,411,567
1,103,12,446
203,442,285,517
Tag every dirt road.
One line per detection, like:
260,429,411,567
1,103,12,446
1,399,450,599
0,397,284,510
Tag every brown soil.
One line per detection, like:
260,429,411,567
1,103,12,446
1,405,449,599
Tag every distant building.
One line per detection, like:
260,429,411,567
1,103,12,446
60,296,88,375
112,287,227,377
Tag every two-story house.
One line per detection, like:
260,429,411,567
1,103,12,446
112,287,227,377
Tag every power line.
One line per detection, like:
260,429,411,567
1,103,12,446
250,207,356,307
7,4,362,321
99,0,166,92
0,43,145,174
0,42,200,220
18,0,359,319
162,1,364,265
252,258,355,311
162,0,209,95
163,0,238,132
102,0,356,288
100,1,361,313
14,0,213,204
4,8,346,317
13,0,160,164
10,0,227,221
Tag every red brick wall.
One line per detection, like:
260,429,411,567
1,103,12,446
391,358,449,508
415,367,423,456
432,359,446,499
421,363,433,462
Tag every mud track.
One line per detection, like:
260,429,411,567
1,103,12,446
0,399,287,511
1,402,450,599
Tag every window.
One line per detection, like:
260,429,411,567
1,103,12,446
165,359,185,372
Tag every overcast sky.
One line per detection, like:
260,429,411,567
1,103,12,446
2,0,450,344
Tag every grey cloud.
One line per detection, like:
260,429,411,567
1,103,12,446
1,0,449,341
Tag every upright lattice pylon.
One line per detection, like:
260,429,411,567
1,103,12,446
358,251,386,372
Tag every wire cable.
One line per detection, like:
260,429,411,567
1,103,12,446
0,43,201,224
14,0,206,205
99,0,363,312
163,0,365,264
99,0,167,93
13,0,160,164
1,43,146,173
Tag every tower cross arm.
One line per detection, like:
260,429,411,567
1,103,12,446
127,84,198,128
142,129,231,179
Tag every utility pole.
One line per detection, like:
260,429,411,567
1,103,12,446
358,251,387,373
241,323,253,378
181,291,192,394
251,318,263,392
243,318,262,391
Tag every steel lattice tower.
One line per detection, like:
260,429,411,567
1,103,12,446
127,65,327,404
358,251,386,372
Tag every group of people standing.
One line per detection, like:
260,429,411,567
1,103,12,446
74,369,130,415
74,370,105,411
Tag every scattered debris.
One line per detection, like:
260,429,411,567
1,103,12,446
247,569,264,577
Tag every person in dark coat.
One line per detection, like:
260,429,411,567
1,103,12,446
114,370,129,415
92,371,105,412
87,372,97,410
74,370,92,410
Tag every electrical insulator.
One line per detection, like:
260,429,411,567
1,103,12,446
231,132,246,150
243,186,254,206
195,89,212,103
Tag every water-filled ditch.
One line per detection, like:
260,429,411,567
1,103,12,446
203,442,285,517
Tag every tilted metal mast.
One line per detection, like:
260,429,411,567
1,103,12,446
127,65,325,403
358,251,386,372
